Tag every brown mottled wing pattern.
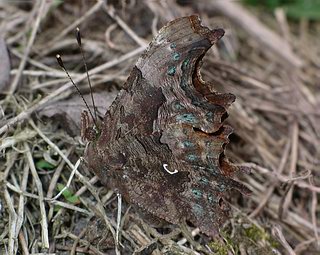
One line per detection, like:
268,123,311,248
83,15,250,237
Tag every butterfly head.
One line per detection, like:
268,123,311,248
81,110,101,143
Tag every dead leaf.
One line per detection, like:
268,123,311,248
39,90,118,136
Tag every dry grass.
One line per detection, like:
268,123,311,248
0,1,319,254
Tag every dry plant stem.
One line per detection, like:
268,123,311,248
6,182,91,215
29,120,117,241
282,121,299,217
0,130,37,151
177,228,200,246
46,0,103,49
242,163,320,193
15,163,29,253
309,177,319,246
10,48,58,73
55,244,97,255
46,147,72,199
103,4,148,47
63,232,105,255
0,46,145,136
18,231,29,255
32,78,69,90
274,8,291,44
3,187,18,255
74,176,99,197
3,152,18,180
46,147,72,220
249,177,320,235
272,226,296,255
24,142,50,249
70,228,87,255
50,158,81,201
105,23,122,50
202,0,303,67
294,238,316,254
116,193,122,255
10,69,80,79
8,0,48,94
249,138,291,218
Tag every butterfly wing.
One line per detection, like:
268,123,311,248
85,15,250,237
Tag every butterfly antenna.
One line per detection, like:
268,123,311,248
56,54,98,129
76,27,97,122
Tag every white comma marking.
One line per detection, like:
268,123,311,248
163,163,178,175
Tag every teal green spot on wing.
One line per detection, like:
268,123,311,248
192,204,203,216
218,184,226,192
176,113,196,123
192,189,203,199
186,154,198,161
173,102,185,110
167,66,176,76
170,42,177,49
182,140,193,148
181,58,190,71
205,111,214,121
199,177,209,185
172,52,181,61
208,194,217,204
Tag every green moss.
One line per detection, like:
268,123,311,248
244,224,267,242
208,241,228,255
244,223,280,249
205,216,281,254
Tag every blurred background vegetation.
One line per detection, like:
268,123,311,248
243,0,320,20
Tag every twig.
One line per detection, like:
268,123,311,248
18,231,29,255
29,120,117,241
43,0,104,52
116,192,122,255
15,163,29,253
24,142,50,249
3,187,18,255
309,176,319,246
0,46,145,136
272,226,296,255
50,158,81,201
103,4,148,47
6,182,91,215
203,0,303,67
282,121,299,217
249,138,291,218
7,0,48,94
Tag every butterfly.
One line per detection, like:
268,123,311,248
81,15,250,237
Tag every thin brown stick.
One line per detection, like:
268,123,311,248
199,0,303,67
8,0,48,94
3,187,18,255
282,120,299,217
309,176,319,246
24,142,50,248
0,46,145,136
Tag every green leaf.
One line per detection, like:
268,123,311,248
57,183,80,204
36,159,55,170
242,0,320,19
284,0,320,20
